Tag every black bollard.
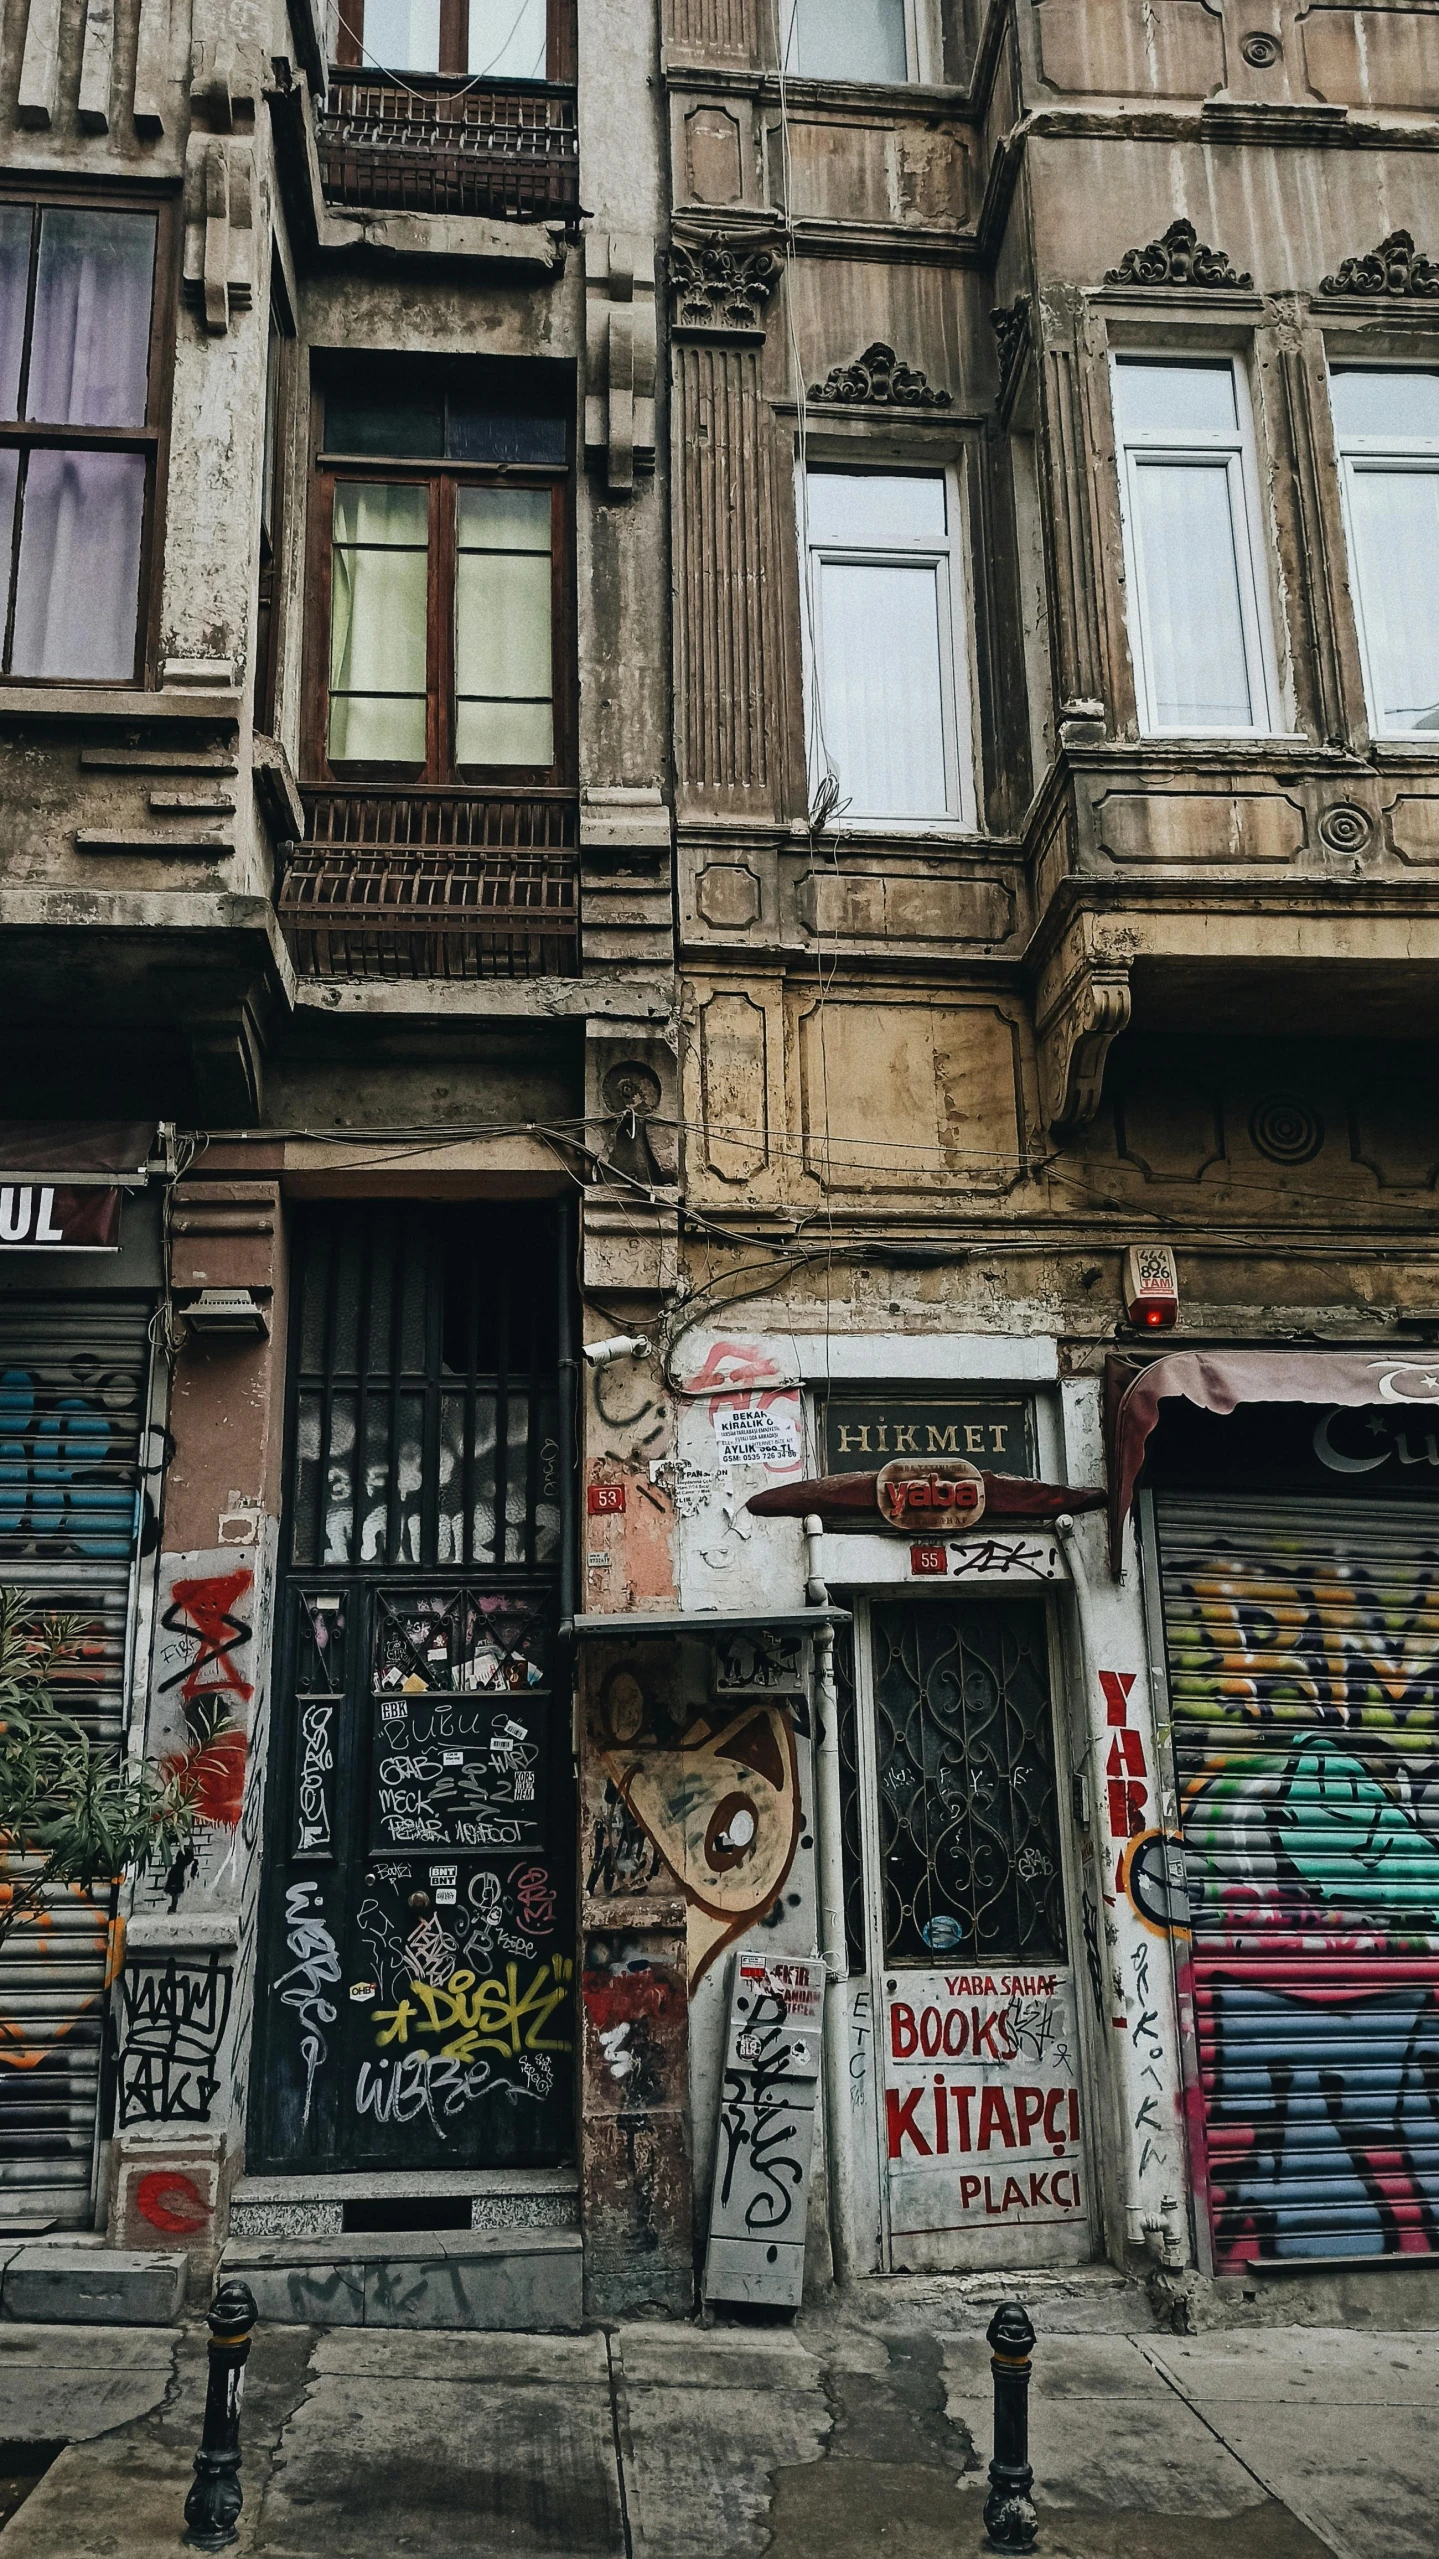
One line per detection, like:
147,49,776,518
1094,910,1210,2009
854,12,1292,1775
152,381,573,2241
183,2278,259,2552
984,2299,1038,2552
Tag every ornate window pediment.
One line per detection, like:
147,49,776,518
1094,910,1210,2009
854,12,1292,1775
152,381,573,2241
1104,218,1252,291
806,343,951,410
1320,230,1439,300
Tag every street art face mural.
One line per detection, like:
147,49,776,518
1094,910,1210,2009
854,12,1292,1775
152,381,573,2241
589,1658,802,1986
1158,1504,1439,2264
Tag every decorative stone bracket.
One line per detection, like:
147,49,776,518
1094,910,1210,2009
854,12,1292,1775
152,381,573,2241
189,33,257,132
585,234,657,495
183,135,255,334
991,297,1031,409
1034,915,1135,1134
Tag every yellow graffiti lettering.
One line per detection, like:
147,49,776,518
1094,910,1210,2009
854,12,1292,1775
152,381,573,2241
373,1995,416,2047
387,1960,574,2059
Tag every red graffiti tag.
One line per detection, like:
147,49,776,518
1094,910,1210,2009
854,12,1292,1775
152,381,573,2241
161,1722,247,1828
1099,1670,1137,1725
160,1568,254,1707
1099,1668,1149,1880
133,2169,210,2235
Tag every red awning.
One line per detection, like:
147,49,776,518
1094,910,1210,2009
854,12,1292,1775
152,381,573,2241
0,1123,154,1184
747,1471,1106,1524
1106,1348,1439,1570
0,1125,156,1254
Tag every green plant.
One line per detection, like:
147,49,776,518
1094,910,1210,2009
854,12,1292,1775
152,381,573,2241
0,1589,199,1955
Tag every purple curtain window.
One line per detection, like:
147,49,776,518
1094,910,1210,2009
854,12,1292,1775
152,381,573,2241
0,208,31,422
10,449,146,680
0,452,17,573
26,211,155,429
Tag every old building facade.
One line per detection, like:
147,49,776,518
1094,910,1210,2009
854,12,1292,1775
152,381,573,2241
1,0,1438,2320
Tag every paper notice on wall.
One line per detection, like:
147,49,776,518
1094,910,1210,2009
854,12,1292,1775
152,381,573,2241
712,1403,801,1469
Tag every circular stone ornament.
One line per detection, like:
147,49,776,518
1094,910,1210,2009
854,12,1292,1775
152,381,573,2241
1249,1093,1325,1164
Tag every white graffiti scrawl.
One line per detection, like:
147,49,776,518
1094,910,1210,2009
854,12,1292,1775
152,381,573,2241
275,1879,340,2130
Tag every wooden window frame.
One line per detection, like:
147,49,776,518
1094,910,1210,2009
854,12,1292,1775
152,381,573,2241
0,179,176,691
333,0,575,83
302,387,575,790
255,286,295,739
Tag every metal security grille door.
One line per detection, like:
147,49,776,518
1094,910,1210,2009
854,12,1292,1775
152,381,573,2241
0,1300,153,2230
254,1203,575,2174
871,1601,1067,1962
858,1596,1090,2271
1155,1494,1439,2266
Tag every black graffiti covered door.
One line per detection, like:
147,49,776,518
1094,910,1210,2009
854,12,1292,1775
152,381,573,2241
252,1202,575,2173
1156,1493,1439,2268
854,1595,1091,2272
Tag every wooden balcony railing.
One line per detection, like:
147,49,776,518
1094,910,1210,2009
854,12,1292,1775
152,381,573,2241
316,74,580,222
279,790,580,981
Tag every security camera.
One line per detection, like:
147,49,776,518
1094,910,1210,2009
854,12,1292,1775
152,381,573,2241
583,1333,651,1370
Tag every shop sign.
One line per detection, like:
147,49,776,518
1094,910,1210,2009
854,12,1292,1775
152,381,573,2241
876,1457,984,1531
0,1184,121,1251
882,1966,1085,2236
823,1394,1033,1472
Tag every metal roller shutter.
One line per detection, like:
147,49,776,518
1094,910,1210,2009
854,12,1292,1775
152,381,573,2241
1155,1494,1439,2268
0,1301,154,2232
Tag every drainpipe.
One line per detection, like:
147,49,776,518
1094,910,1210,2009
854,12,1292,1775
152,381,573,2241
1054,1511,1097,1740
804,1512,854,2283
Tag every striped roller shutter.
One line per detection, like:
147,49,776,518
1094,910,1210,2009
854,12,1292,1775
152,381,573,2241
0,1299,154,2231
1155,1494,1439,2269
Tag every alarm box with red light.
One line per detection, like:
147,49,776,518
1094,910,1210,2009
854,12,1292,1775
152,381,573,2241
1123,1244,1179,1331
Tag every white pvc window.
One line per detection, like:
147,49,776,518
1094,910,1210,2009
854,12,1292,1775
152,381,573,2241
1331,368,1439,739
800,468,973,827
779,0,917,83
1110,356,1276,737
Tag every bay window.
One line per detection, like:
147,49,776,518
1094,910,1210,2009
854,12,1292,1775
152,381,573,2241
1330,367,1439,739
0,197,165,686
780,0,911,82
309,374,571,787
1110,355,1277,738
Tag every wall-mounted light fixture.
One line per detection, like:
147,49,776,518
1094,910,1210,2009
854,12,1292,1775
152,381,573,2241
183,1288,270,1338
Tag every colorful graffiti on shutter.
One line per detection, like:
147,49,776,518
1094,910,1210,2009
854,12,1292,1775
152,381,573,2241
1159,1498,1439,2265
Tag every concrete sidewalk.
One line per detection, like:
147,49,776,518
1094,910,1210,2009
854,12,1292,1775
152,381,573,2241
0,2282,1431,2559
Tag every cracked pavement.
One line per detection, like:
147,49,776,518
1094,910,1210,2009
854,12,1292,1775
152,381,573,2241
0,2281,1433,2559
